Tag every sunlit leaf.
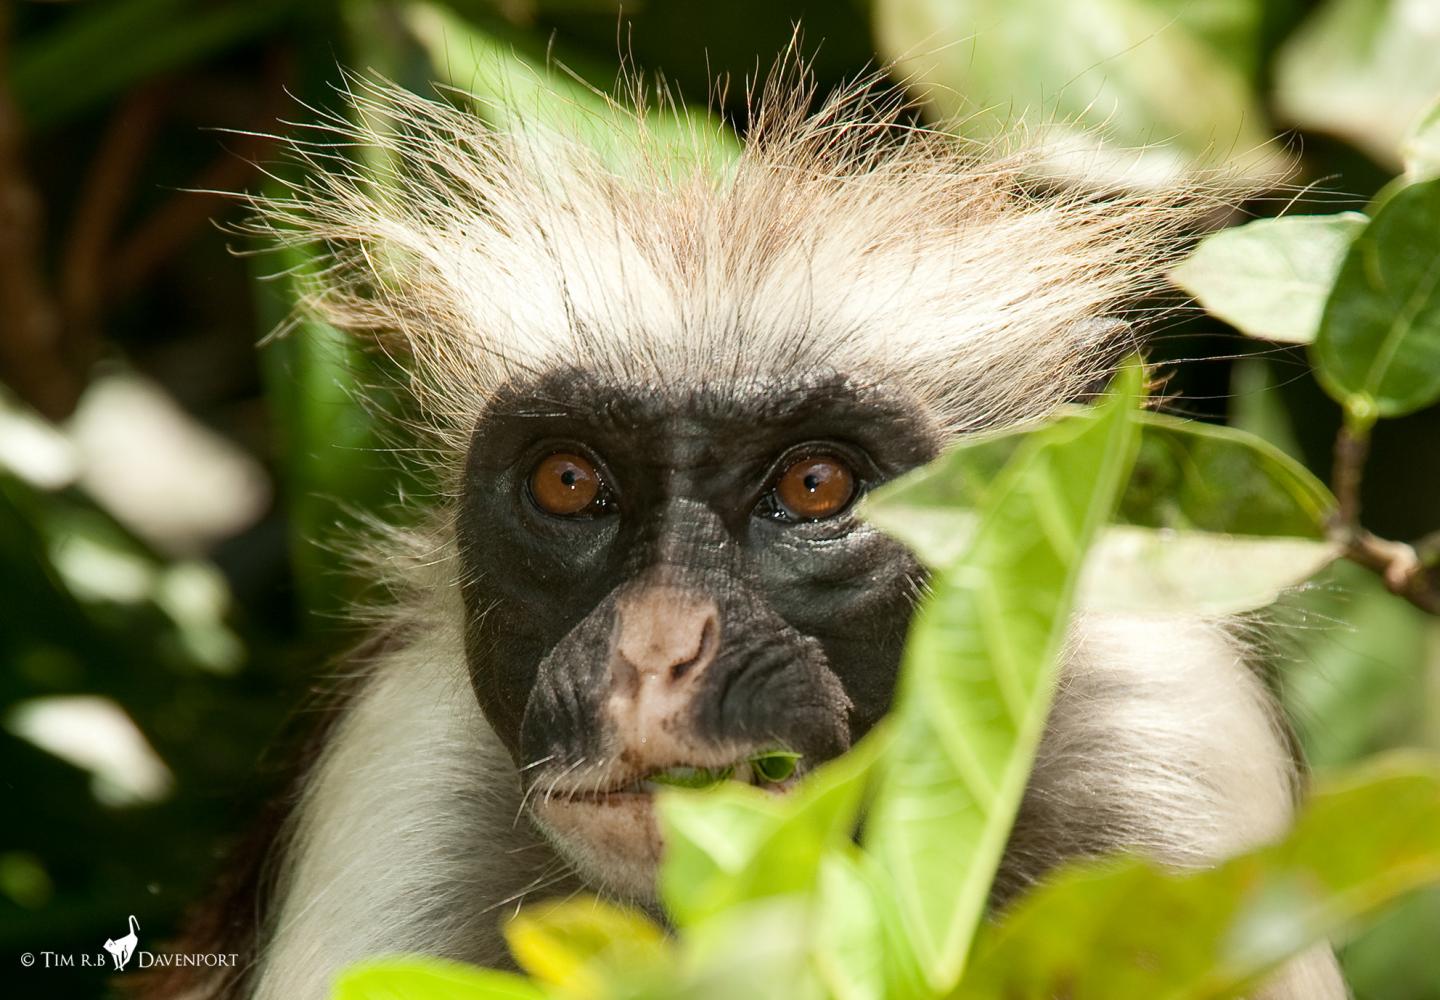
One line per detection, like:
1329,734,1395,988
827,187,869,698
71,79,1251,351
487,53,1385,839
1275,0,1440,170
873,0,1278,183
1170,214,1368,344
811,852,886,1000
657,726,887,928
866,407,1338,614
1080,529,1339,616
504,898,669,996
863,364,1142,991
1403,95,1440,181
812,849,930,1000
955,754,1440,1000
332,956,550,1000
674,896,825,1000
1311,177,1440,420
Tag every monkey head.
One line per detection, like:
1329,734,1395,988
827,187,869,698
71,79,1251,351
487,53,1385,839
260,78,1193,905
455,367,939,898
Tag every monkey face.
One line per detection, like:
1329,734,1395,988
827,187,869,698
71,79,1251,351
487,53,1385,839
456,367,938,898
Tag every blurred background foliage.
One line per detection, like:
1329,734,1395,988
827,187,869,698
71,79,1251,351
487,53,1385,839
1,0,1438,997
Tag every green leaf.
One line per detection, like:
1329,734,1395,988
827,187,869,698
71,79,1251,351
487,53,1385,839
812,850,931,1000
863,364,1143,991
504,898,669,996
810,852,888,1000
331,957,549,1000
1078,529,1338,617
673,896,826,1000
1311,177,1440,420
1403,95,1440,181
954,754,1440,1000
873,0,1278,182
1122,411,1334,537
1282,561,1438,770
1170,214,1368,344
1275,0,1440,170
657,726,887,928
866,408,1338,615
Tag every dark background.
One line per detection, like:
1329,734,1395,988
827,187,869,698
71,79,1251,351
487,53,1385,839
1,1,1437,997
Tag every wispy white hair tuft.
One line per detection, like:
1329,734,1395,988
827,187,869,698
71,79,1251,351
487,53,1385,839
246,63,1235,466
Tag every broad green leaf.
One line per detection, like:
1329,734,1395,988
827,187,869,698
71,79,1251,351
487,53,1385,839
672,896,826,1000
954,754,1440,1000
1404,95,1440,181
331,957,549,1000
504,898,669,997
812,849,931,1000
1275,0,1440,170
1404,101,1440,177
657,726,887,928
869,409,1333,546
866,408,1338,614
1282,561,1438,770
811,853,886,1000
1078,529,1339,616
863,364,1143,991
1121,411,1334,537
1339,887,1440,1000
873,0,1279,183
1170,214,1368,344
1311,177,1440,419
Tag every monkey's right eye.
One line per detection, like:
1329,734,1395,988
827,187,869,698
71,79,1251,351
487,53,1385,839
528,452,609,517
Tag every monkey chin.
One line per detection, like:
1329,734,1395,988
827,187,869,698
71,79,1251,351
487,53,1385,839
532,790,668,901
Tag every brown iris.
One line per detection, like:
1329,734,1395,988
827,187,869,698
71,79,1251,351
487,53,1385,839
775,455,856,521
529,452,603,516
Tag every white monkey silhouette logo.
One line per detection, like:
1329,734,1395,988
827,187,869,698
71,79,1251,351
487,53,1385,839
102,915,140,971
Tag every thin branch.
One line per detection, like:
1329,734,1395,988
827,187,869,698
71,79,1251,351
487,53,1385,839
1329,417,1440,614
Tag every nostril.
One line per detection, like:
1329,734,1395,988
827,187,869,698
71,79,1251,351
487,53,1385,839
613,586,722,686
669,614,718,683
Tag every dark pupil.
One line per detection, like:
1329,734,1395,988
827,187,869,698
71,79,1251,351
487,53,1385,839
803,473,821,492
560,468,578,488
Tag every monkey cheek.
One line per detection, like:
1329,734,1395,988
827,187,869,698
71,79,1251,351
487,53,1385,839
532,793,666,900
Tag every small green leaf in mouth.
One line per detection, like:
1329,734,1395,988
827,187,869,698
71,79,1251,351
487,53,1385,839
750,750,802,784
647,765,734,790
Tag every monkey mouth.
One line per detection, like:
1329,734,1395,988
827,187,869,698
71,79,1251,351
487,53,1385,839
540,749,804,805
555,755,806,801
527,747,803,899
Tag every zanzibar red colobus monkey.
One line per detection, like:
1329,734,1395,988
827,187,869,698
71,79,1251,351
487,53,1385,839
152,66,1347,1000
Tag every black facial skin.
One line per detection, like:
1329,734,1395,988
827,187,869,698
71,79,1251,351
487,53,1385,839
455,366,941,781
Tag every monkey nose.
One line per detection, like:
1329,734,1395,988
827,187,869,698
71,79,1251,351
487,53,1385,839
613,585,720,687
606,586,721,759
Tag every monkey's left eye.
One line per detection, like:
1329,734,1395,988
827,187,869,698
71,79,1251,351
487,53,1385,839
528,452,610,517
768,454,857,522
